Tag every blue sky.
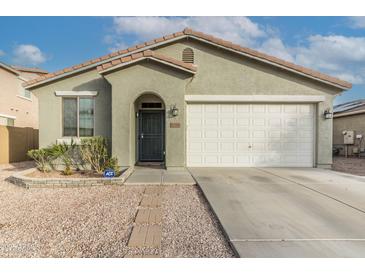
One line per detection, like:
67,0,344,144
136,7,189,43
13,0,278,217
0,16,364,105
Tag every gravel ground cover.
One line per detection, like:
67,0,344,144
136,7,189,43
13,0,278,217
0,162,234,257
332,156,365,176
0,162,144,257
161,186,235,257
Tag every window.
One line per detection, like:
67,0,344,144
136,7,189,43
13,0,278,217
0,115,15,126
63,97,94,137
20,88,31,99
182,48,194,63
141,102,162,109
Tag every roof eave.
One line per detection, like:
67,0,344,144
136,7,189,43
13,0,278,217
188,36,351,90
24,30,352,91
98,57,196,75
0,62,20,76
24,35,189,89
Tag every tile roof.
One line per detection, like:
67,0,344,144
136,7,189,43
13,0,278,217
10,65,48,74
24,28,352,90
97,50,197,74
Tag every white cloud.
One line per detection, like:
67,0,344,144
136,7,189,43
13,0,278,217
258,37,294,62
349,16,365,29
12,44,47,66
106,16,364,86
109,16,267,49
0,50,5,57
294,35,365,84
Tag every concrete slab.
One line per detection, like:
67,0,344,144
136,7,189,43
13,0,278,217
162,169,195,185
260,168,365,212
190,167,365,257
125,167,195,185
125,169,162,185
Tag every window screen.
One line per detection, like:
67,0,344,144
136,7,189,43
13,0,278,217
79,98,94,137
63,98,78,136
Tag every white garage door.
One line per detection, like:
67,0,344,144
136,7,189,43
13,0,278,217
187,103,314,167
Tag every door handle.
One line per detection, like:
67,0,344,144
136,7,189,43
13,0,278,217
140,133,144,139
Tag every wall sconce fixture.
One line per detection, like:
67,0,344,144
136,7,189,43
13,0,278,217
324,108,333,119
170,104,179,117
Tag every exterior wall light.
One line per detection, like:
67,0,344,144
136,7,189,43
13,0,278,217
171,105,179,117
324,108,333,119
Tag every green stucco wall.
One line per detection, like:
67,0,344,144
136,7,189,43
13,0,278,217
30,38,343,168
31,70,111,148
155,40,340,167
104,62,191,167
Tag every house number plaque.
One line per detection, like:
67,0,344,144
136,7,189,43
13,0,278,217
170,122,180,128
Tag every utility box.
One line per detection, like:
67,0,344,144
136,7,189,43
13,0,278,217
343,130,355,145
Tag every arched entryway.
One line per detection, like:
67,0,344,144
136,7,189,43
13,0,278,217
134,93,165,165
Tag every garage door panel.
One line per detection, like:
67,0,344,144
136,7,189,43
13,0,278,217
187,103,314,167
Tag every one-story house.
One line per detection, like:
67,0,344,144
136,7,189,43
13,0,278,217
333,100,365,156
24,28,352,168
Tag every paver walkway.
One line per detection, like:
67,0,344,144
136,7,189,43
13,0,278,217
125,186,163,257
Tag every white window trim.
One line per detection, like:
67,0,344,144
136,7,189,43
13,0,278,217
0,113,16,119
184,95,325,103
62,96,95,138
56,90,98,97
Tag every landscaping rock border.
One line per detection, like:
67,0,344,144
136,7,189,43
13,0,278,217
7,166,134,189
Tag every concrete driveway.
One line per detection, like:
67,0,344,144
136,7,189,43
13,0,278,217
189,167,365,257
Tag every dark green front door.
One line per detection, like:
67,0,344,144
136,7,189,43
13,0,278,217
138,110,165,162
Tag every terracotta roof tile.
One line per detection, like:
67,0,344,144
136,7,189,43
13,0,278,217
98,50,197,74
24,27,352,89
154,37,164,43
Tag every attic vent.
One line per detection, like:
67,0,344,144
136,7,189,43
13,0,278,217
182,48,194,63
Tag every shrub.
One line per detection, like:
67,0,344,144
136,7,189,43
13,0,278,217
103,156,121,175
27,148,53,172
79,136,119,174
48,140,77,175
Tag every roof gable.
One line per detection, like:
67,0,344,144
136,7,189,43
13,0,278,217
97,50,197,75
24,28,352,90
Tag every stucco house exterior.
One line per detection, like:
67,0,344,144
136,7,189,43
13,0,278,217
24,28,351,169
0,62,47,128
333,100,365,156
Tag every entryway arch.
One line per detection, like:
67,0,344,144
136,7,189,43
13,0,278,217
134,93,165,165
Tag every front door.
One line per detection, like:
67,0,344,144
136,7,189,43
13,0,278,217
138,110,165,162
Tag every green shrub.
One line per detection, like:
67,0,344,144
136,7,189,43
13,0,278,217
48,140,77,175
79,136,119,174
103,156,121,175
27,148,53,172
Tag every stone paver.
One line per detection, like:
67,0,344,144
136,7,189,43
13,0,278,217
140,195,161,208
144,186,163,195
128,225,162,248
124,254,160,258
125,185,163,255
135,208,162,224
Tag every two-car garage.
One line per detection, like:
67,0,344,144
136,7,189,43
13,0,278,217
186,98,316,167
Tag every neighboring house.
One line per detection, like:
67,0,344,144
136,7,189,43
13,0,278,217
24,28,351,168
0,62,48,128
333,100,365,156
